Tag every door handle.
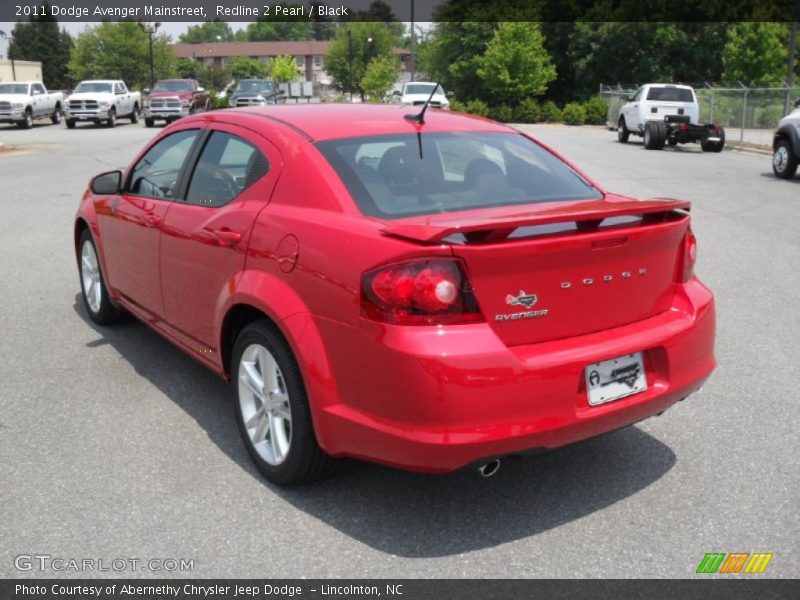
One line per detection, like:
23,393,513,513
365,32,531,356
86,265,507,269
140,213,161,227
196,227,242,247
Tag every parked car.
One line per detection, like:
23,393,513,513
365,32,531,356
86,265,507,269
0,81,64,128
617,84,725,151
64,80,141,129
74,105,716,484
228,79,282,107
143,79,210,127
394,81,452,109
771,99,800,178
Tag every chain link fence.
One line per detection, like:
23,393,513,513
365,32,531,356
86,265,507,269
599,83,800,148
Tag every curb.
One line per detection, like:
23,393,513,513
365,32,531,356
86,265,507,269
727,143,772,157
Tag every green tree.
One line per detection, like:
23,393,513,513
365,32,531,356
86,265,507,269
8,3,73,89
69,22,175,89
361,55,400,102
270,55,302,83
419,22,496,103
325,22,399,99
476,22,556,105
722,22,788,84
175,58,205,80
226,56,269,80
179,21,234,44
245,4,312,41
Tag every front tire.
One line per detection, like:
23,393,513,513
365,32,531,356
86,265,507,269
232,321,332,485
772,139,798,179
106,108,116,128
144,117,155,128
18,108,33,129
66,119,76,129
78,230,122,325
617,118,630,143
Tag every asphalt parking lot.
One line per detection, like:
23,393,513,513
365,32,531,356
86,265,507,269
0,117,797,579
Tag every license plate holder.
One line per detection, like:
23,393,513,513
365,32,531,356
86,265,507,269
585,352,647,406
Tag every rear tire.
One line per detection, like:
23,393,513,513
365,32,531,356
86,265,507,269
130,104,139,123
51,104,62,125
643,121,665,150
701,127,725,153
78,230,123,326
232,321,333,485
617,118,630,143
772,139,798,179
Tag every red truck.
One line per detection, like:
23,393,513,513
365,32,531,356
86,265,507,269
142,79,210,127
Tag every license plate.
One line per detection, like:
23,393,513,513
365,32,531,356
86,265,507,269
585,352,647,406
77,116,87,120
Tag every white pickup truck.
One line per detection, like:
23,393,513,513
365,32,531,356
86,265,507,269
0,81,64,128
64,80,141,129
617,83,724,152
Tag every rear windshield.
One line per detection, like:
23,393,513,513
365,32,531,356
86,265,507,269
646,87,694,102
316,132,602,219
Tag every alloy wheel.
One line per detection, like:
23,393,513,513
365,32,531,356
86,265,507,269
80,240,102,314
773,146,789,173
238,343,293,465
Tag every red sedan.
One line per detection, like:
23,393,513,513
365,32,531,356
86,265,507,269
74,105,716,484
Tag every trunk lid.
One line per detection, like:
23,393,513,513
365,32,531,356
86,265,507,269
382,197,691,346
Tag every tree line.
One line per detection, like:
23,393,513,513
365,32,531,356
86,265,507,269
5,5,795,110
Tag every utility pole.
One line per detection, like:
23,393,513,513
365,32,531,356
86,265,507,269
347,29,353,102
410,0,415,81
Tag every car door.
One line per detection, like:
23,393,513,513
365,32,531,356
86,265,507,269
159,123,281,352
31,83,47,117
114,82,129,114
98,125,205,318
623,87,643,130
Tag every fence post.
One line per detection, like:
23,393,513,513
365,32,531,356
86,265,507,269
710,89,715,123
741,89,748,143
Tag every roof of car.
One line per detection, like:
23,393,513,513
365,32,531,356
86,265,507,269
221,104,511,141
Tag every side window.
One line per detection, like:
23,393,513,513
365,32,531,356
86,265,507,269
115,82,127,94
185,132,269,208
127,129,201,199
33,84,45,95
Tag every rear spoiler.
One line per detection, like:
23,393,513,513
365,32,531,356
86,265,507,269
380,198,690,244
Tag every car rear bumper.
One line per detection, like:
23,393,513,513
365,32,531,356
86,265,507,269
311,278,716,473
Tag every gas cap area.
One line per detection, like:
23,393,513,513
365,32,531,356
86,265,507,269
277,234,300,273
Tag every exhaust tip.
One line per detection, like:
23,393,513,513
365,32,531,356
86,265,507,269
477,459,501,478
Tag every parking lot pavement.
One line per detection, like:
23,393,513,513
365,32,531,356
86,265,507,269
0,120,797,579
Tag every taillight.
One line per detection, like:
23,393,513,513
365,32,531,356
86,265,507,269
681,227,697,282
361,258,483,325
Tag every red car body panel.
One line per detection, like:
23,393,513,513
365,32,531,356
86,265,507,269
75,105,716,473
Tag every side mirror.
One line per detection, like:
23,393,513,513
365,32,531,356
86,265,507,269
794,98,800,108
392,90,401,96
196,87,205,93
446,91,454,98
143,88,151,95
90,170,122,195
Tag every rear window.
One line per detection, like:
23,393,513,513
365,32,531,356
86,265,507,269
315,132,602,219
646,87,694,102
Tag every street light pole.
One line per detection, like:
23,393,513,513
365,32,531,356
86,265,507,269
0,30,16,81
410,0,415,81
347,29,353,102
138,22,161,88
